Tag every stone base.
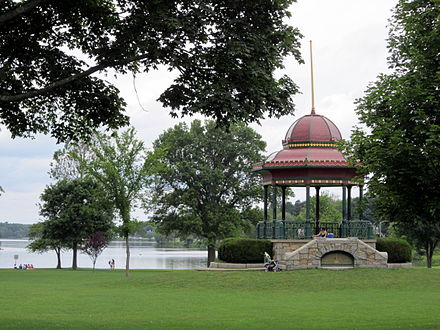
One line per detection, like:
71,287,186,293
275,238,388,270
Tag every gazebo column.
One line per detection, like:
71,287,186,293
305,185,311,238
272,184,277,239
341,185,347,237
359,185,364,220
315,186,320,234
263,185,268,221
347,185,352,221
342,185,347,222
281,186,286,221
272,184,277,220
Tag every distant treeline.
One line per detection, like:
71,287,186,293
0,222,30,239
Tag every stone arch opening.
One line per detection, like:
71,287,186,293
321,250,354,268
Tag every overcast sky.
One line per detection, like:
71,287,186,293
0,0,397,224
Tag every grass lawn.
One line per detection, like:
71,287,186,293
0,268,439,329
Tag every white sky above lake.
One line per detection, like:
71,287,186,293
0,0,397,224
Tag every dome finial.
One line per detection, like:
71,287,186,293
310,40,316,115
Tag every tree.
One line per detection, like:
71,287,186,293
351,195,381,223
73,128,158,276
0,0,302,142
49,140,96,181
296,192,342,223
150,120,266,266
266,185,296,219
39,178,114,269
27,222,66,269
342,0,440,267
81,232,109,271
0,222,29,239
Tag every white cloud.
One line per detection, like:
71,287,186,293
0,157,52,191
0,191,43,224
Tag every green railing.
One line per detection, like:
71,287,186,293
256,220,374,240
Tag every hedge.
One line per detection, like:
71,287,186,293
218,238,272,263
376,237,412,263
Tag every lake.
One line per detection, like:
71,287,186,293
0,239,208,270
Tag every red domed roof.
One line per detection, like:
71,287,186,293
283,114,342,144
252,111,360,186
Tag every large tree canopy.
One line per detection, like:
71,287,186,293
0,0,302,141
39,178,114,269
342,0,440,267
27,222,66,269
150,120,266,266
71,128,160,276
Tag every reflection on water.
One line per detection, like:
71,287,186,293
0,239,207,270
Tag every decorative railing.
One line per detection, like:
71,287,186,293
256,220,374,240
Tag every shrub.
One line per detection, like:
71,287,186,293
218,238,272,263
376,237,412,263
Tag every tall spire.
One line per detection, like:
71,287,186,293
309,40,316,115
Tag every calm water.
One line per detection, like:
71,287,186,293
0,239,207,270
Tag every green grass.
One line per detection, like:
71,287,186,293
0,268,439,329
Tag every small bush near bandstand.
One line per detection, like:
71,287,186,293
376,237,412,263
218,238,272,263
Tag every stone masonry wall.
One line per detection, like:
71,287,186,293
275,238,388,270
272,240,308,263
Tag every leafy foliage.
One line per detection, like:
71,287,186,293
341,0,440,267
287,200,306,218
0,0,302,141
81,232,110,271
72,128,160,275
0,222,29,239
39,178,114,269
49,141,96,181
266,185,296,219
150,120,266,265
27,222,66,269
376,238,412,263
296,191,342,222
218,238,272,263
351,196,381,223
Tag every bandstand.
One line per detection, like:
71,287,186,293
253,107,373,240
252,108,388,270
250,42,387,270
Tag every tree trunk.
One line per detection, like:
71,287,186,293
125,234,130,277
207,244,216,268
426,241,434,268
72,243,78,270
56,248,62,269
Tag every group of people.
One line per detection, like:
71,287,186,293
108,259,115,270
14,264,35,270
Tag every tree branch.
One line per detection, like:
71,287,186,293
0,0,45,25
0,53,152,102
